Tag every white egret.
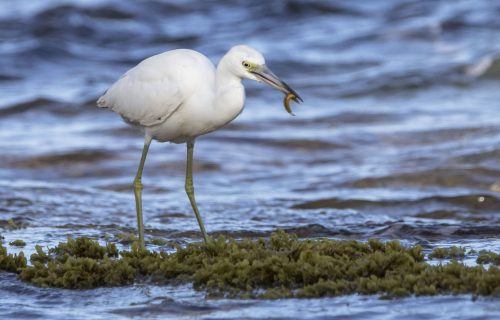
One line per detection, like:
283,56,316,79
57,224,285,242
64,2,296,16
97,45,302,248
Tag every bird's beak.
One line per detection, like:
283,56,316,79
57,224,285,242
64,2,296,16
251,65,303,102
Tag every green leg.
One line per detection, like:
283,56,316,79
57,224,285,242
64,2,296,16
133,137,152,249
185,140,209,243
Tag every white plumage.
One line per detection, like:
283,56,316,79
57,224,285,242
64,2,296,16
97,45,302,247
99,46,253,143
98,50,213,128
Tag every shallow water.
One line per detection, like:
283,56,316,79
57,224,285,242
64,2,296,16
1,0,499,318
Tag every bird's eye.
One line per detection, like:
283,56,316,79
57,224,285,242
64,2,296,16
242,61,250,68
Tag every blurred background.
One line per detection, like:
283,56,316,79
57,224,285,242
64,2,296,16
0,0,499,317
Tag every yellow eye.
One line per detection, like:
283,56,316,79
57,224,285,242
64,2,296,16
242,61,250,68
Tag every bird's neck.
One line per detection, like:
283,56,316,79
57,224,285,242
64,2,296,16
211,59,245,127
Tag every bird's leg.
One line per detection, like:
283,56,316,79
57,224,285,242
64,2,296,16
185,140,209,243
133,137,152,249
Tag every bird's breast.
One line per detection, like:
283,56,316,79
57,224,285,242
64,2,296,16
145,84,244,144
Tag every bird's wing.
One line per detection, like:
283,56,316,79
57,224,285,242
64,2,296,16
97,66,183,127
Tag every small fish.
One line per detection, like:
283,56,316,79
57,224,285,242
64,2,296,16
283,93,301,116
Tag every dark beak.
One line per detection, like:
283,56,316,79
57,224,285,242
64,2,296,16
251,65,303,102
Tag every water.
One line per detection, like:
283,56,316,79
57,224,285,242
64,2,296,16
1,0,499,318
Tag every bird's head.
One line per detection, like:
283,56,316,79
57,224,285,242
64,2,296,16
225,45,303,102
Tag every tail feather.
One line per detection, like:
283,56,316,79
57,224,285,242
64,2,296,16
96,93,108,108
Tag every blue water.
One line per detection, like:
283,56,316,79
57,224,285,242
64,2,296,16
0,0,499,319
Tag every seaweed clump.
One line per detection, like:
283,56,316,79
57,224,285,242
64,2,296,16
428,246,466,260
0,243,27,273
476,251,500,266
0,218,27,230
2,231,500,298
9,240,26,247
20,238,125,289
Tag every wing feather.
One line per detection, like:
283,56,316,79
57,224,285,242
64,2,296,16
97,65,183,127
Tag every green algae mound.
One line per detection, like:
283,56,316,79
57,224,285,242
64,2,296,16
0,218,27,230
476,250,500,266
0,243,27,273
428,246,466,260
9,239,26,247
1,231,499,298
